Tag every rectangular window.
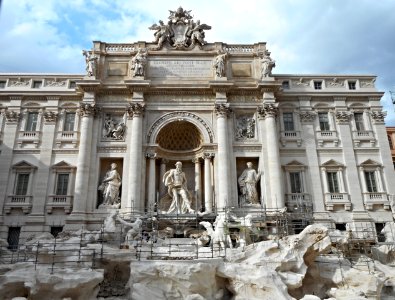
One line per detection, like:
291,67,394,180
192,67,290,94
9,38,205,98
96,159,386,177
348,81,356,90
7,227,21,251
69,81,76,89
25,112,38,131
327,172,339,193
365,171,378,193
15,173,29,195
282,81,290,89
289,172,302,193
0,81,6,88
32,81,42,88
283,113,294,131
318,113,330,131
63,113,75,131
55,173,69,195
314,81,322,90
354,113,365,131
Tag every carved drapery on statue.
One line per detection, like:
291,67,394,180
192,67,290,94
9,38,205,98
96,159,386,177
160,161,196,214
148,6,211,50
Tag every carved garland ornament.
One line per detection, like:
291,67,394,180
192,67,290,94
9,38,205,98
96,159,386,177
147,111,214,143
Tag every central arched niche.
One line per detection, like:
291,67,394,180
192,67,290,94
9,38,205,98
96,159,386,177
156,120,203,151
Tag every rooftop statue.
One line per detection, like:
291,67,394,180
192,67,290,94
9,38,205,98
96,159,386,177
130,48,147,77
82,50,98,77
261,50,276,79
148,7,211,50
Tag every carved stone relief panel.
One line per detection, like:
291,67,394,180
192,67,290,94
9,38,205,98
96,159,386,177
102,113,126,141
235,115,256,141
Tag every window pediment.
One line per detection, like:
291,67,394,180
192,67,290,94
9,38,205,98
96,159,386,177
321,159,344,168
12,160,37,171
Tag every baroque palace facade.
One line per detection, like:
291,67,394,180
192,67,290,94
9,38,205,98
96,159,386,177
0,7,394,243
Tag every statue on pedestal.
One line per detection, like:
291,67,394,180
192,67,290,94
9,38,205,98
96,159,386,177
130,48,147,77
238,162,261,205
260,51,275,79
213,51,227,78
98,163,122,206
82,50,98,77
162,161,195,214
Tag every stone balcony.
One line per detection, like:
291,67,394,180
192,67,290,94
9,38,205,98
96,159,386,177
363,193,391,211
324,193,351,211
316,130,339,147
46,195,73,214
352,130,375,146
16,131,41,148
4,195,33,214
280,131,302,146
55,131,79,148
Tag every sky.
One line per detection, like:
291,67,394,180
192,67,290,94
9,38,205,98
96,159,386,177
0,0,395,124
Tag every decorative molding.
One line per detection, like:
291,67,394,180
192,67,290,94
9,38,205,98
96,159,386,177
9,78,30,87
45,79,67,87
97,146,127,153
147,111,214,143
146,151,157,159
327,78,344,87
360,78,375,88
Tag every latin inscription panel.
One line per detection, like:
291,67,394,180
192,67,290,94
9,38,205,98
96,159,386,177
148,60,213,78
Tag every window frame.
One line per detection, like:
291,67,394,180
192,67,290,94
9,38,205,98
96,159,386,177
25,112,39,131
318,112,330,131
314,81,322,90
283,112,295,131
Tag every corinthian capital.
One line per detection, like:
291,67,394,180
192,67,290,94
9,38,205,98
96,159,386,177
335,110,352,124
43,111,58,123
3,110,20,123
257,103,278,119
214,103,231,117
79,103,98,117
127,103,145,118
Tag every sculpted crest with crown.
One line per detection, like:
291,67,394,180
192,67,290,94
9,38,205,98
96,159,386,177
149,6,211,50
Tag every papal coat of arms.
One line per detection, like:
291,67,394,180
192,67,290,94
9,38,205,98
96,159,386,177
148,7,211,50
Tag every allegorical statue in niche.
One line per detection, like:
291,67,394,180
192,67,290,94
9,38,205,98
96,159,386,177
130,48,147,77
213,51,227,78
82,50,98,77
238,162,261,205
163,161,195,214
98,163,122,205
260,51,276,79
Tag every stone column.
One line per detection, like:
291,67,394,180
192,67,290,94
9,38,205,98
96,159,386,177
127,103,145,212
146,152,156,212
71,102,97,214
376,167,384,192
257,104,284,209
321,167,329,193
193,157,202,211
335,106,364,211
30,108,59,219
215,103,231,211
159,159,168,198
359,167,367,193
0,108,21,213
203,153,213,213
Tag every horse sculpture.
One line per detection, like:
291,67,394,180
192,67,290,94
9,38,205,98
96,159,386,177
199,214,232,250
